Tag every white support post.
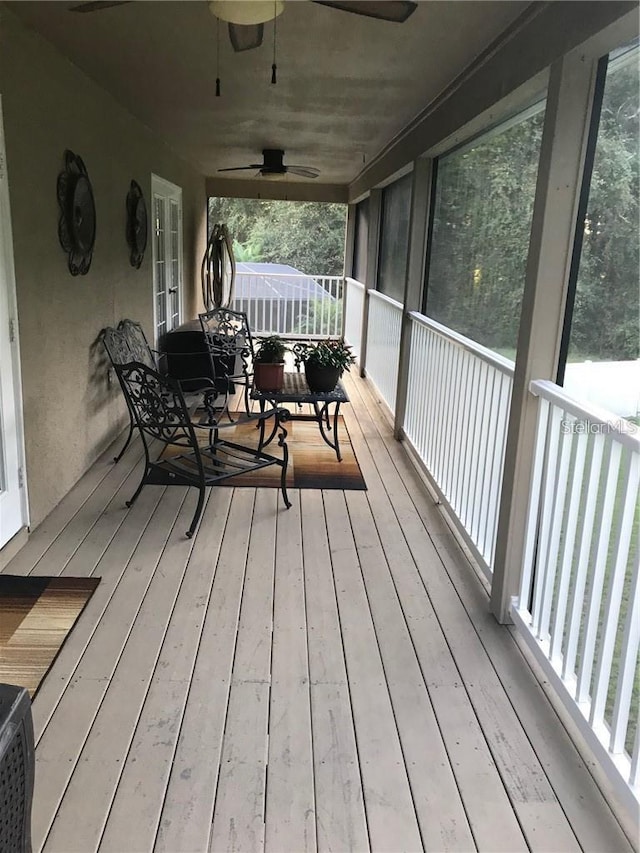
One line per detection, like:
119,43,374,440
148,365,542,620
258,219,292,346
490,50,601,623
394,158,433,439
341,203,357,339
359,189,382,377
343,203,356,279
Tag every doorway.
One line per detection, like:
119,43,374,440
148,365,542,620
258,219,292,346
0,97,27,548
151,175,183,343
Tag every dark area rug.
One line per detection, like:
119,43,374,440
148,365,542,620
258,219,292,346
206,415,366,491
163,414,367,491
0,575,100,697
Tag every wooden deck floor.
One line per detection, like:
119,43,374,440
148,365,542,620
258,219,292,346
3,371,633,853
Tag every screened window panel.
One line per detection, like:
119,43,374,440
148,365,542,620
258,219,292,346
352,198,369,282
425,106,544,356
565,47,639,368
377,173,412,303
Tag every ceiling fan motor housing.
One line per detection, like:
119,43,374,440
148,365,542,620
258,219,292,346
261,148,286,174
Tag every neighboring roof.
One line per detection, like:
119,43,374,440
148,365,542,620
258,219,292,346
234,263,334,301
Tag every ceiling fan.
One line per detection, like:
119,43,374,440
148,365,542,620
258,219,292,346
68,1,418,53
218,149,320,179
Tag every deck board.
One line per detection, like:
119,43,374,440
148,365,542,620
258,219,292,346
265,491,316,853
301,490,369,853
2,371,632,853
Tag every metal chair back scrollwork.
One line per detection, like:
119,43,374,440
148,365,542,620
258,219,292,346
101,324,141,462
117,318,156,370
102,320,216,462
115,361,291,538
199,308,255,413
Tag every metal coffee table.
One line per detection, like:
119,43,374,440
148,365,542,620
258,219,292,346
251,371,349,461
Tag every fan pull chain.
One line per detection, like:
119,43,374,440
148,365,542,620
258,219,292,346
215,17,221,96
271,0,277,84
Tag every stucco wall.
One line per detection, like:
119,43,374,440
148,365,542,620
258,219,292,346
0,9,207,528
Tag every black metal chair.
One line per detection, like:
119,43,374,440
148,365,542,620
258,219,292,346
199,308,256,415
114,361,291,538
0,683,35,853
117,318,157,370
102,321,216,463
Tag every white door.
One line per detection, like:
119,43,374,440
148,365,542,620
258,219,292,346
0,98,27,548
151,175,183,343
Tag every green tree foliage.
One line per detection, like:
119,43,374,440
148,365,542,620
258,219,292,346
293,298,343,336
426,48,639,363
426,108,545,353
208,198,347,275
569,53,639,361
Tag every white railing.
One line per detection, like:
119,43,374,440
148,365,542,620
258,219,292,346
344,277,365,361
231,273,343,339
403,313,514,576
512,380,640,815
365,291,403,413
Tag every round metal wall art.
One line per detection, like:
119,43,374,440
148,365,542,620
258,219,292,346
126,179,148,269
57,149,96,276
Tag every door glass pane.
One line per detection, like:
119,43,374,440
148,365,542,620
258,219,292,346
154,196,167,339
169,199,180,330
0,406,5,492
563,45,639,421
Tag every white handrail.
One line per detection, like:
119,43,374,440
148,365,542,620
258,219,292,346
235,272,344,280
530,379,640,452
409,311,515,376
369,289,403,310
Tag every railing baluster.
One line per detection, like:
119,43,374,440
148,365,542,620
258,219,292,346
576,440,622,704
416,328,430,462
609,547,640,757
550,429,588,664
590,450,640,728
444,346,464,501
563,432,606,681
471,364,493,548
462,359,482,529
532,405,564,637
539,412,574,642
518,395,551,609
630,711,640,787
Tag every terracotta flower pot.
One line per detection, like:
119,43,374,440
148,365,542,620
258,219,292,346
304,362,341,392
254,362,285,392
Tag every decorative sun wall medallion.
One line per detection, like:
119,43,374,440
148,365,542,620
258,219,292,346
57,150,96,276
126,179,148,269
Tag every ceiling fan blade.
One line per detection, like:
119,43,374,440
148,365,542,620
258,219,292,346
286,166,320,179
228,22,264,52
312,1,417,23
218,165,263,172
68,1,131,11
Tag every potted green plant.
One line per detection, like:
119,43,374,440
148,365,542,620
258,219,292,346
253,335,289,392
295,338,356,392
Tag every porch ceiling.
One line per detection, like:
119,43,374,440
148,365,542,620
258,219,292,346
7,0,529,187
